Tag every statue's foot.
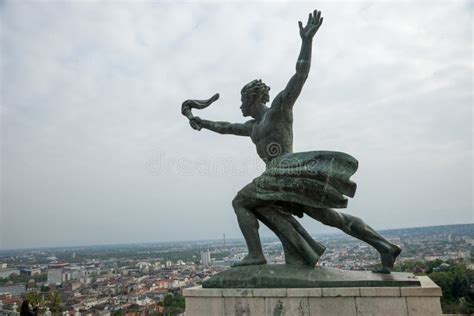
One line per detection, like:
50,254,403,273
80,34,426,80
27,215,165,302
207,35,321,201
284,253,311,266
232,254,267,267
372,267,391,274
372,244,401,274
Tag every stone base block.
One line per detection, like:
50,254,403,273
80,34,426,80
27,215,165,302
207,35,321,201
183,276,442,316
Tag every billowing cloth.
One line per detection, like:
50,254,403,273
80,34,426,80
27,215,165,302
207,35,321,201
240,151,358,210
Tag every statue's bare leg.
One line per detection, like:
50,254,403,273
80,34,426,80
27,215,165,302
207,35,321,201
231,194,267,266
254,206,325,266
305,208,401,273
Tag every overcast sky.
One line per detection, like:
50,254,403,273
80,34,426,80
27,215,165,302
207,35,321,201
1,1,472,250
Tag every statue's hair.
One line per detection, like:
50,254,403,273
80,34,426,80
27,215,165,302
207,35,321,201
241,79,270,103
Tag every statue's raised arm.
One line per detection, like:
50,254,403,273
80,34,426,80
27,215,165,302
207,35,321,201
271,10,323,112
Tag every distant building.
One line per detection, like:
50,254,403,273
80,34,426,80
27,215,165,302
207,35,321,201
0,263,7,269
165,261,172,268
0,284,26,296
47,268,62,285
137,262,151,271
20,268,41,276
201,250,211,267
47,263,69,285
0,269,20,279
158,279,170,289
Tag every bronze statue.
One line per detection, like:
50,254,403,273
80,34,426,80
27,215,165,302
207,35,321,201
182,10,400,274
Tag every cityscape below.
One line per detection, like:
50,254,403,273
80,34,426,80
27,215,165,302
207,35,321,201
0,223,472,315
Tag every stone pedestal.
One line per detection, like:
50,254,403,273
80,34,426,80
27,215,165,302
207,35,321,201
183,276,442,316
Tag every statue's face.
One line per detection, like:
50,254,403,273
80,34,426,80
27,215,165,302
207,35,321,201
240,93,253,117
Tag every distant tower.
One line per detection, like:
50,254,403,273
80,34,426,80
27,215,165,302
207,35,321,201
223,233,226,246
47,267,63,285
201,249,211,267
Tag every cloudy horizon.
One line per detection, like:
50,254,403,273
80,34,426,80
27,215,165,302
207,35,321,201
1,1,472,250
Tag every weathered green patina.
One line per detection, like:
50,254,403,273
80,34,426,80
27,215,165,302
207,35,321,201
249,151,358,210
203,265,420,288
182,10,401,281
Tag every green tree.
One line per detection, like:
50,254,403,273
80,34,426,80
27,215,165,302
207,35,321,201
429,263,474,314
170,295,185,309
47,290,62,313
25,292,43,306
33,273,47,283
163,294,173,307
40,284,49,292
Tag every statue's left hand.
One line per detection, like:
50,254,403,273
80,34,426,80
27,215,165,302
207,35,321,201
299,10,323,41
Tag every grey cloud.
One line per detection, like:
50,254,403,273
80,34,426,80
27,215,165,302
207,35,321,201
1,1,472,249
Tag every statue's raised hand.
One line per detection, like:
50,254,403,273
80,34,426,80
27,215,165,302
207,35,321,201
299,10,323,41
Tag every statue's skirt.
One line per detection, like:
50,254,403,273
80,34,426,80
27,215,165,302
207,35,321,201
239,151,358,216
238,151,358,265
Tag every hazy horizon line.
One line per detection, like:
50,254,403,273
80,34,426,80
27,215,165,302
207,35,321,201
1,222,472,253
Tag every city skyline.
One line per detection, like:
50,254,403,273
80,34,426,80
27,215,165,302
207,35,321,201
0,223,471,315
1,1,472,249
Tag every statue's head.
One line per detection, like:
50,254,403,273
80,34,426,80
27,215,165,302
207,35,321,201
240,79,270,118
